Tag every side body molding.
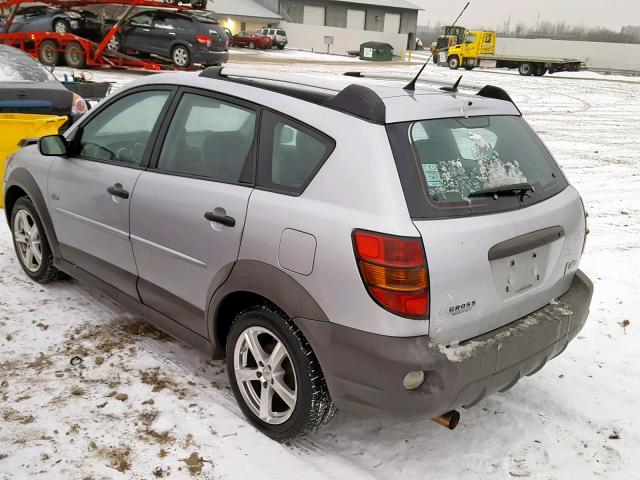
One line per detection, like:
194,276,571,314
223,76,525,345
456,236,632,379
4,167,61,258
207,260,330,348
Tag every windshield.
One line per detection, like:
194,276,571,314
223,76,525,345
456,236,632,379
386,115,567,218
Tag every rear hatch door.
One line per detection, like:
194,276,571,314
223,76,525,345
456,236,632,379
386,114,586,344
413,188,585,345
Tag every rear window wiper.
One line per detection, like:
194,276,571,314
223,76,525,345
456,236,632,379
467,183,534,199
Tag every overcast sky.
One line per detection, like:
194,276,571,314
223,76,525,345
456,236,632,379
414,0,640,30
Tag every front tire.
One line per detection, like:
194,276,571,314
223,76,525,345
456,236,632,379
11,197,61,283
226,305,336,440
448,55,460,69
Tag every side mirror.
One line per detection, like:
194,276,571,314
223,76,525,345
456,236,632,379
38,134,68,156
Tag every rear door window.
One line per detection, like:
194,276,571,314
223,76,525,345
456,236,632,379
129,11,154,26
257,111,334,194
156,92,257,183
386,115,568,218
153,12,177,30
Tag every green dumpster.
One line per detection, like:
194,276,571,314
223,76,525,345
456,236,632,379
359,42,394,61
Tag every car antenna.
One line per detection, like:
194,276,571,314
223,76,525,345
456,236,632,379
403,1,470,91
440,75,463,92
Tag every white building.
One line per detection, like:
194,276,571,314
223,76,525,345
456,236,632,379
207,0,421,55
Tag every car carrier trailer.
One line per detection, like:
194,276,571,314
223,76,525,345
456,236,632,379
0,0,202,71
437,30,585,76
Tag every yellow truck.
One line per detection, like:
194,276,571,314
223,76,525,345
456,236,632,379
436,30,585,76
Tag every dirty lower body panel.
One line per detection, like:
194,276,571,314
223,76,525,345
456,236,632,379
295,270,593,418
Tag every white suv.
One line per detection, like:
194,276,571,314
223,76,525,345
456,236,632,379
3,67,593,440
258,27,287,49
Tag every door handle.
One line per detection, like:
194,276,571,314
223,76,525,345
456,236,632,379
204,211,235,227
107,184,129,199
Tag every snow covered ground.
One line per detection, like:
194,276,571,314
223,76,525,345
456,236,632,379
1,55,639,479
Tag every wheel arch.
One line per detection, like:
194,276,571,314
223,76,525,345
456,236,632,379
4,167,60,258
207,260,329,357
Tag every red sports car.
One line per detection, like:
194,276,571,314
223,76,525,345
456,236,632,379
232,31,272,49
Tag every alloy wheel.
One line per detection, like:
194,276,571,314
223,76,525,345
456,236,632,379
54,20,67,34
173,47,188,66
107,36,119,51
13,209,42,273
233,326,297,425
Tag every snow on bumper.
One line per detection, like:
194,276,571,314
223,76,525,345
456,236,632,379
295,270,593,418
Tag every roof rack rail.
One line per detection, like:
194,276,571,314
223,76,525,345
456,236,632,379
199,66,386,123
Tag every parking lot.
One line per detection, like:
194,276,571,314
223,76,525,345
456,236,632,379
1,54,639,479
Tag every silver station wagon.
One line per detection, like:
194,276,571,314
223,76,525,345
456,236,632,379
3,67,593,439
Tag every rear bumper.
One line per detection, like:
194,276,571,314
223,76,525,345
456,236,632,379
296,270,593,418
194,49,229,66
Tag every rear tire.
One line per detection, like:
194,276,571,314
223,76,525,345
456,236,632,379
171,45,191,67
533,66,547,76
463,65,475,70
52,19,69,35
226,305,336,440
448,55,460,69
518,62,533,76
277,45,284,50
38,40,59,66
64,42,86,68
10,197,62,283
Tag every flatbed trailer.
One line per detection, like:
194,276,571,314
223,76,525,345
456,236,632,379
442,53,586,76
0,0,201,71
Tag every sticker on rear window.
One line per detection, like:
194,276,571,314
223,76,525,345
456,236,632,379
422,163,443,187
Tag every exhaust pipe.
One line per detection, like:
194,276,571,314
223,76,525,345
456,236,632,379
432,410,460,430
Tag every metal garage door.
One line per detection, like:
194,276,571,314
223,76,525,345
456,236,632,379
303,5,325,26
346,9,366,30
384,13,401,33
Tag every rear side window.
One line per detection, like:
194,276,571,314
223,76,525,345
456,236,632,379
258,111,334,194
386,115,568,218
157,93,256,183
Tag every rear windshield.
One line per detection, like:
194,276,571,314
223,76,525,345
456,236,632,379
0,47,56,83
277,30,286,35
386,115,567,218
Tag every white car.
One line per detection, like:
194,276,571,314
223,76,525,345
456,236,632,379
257,27,287,49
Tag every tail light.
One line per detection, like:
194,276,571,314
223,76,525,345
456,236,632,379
71,93,87,115
353,230,429,318
579,197,589,253
196,34,212,47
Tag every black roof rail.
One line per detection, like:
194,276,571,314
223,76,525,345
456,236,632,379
199,66,386,123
